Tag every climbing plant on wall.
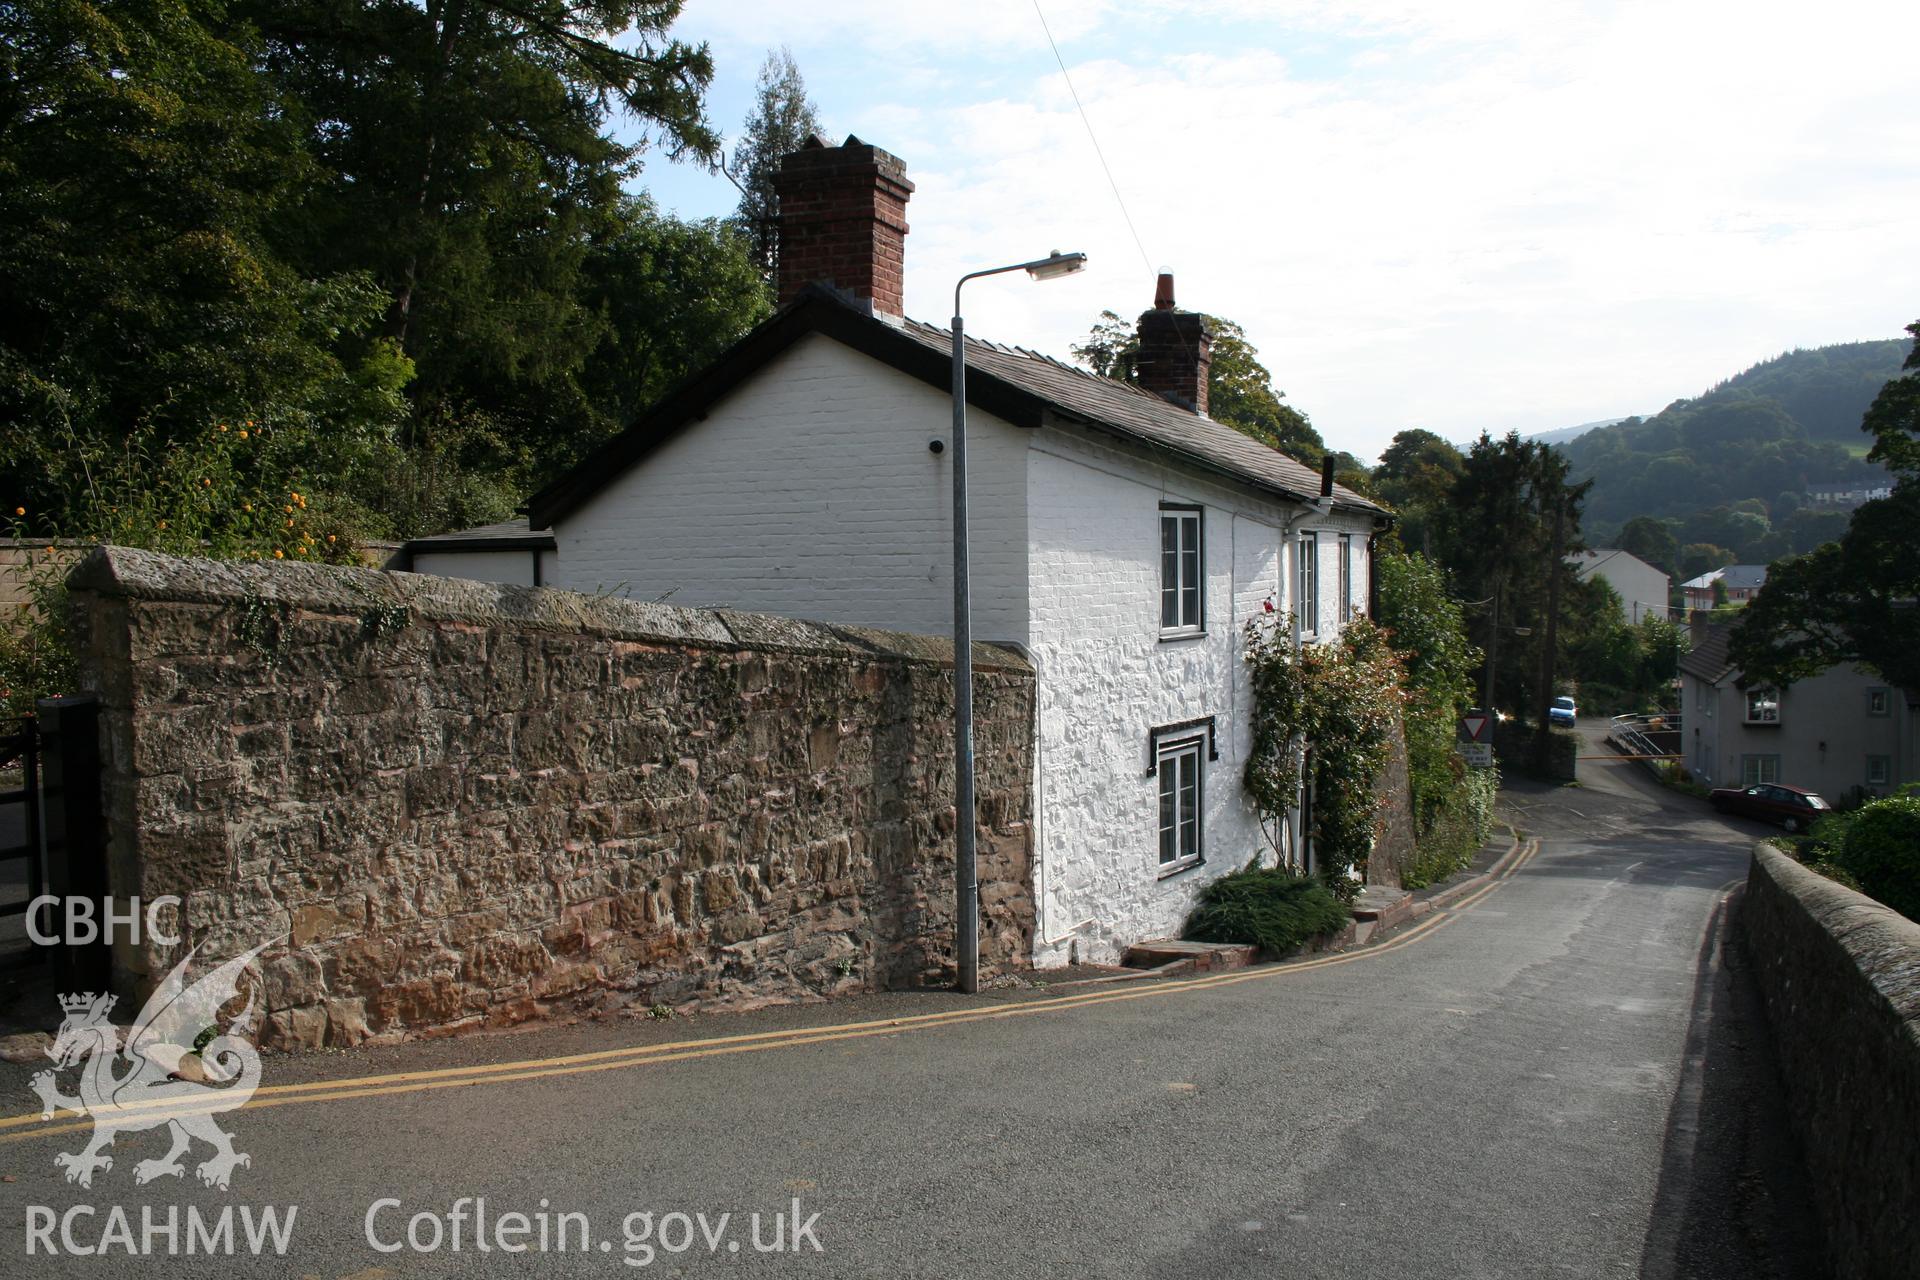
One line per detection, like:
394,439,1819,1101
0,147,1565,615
1243,612,1407,899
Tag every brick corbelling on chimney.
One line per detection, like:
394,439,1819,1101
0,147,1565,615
1135,272,1213,415
773,136,915,317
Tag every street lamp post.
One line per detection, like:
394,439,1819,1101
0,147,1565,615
950,250,1086,994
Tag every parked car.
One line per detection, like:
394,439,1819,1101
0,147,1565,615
1548,695,1577,727
1708,782,1831,832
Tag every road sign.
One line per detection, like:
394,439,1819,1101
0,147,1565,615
1460,714,1490,743
1462,741,1494,768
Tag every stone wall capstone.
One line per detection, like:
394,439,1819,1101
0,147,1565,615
67,547,1035,1049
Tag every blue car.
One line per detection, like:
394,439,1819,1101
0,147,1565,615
1548,696,1577,727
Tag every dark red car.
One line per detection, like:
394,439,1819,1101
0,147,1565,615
1709,782,1832,832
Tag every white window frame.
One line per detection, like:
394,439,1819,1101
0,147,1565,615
1159,505,1203,637
1744,687,1779,724
1155,736,1205,874
1867,688,1891,718
1298,531,1319,638
1338,533,1354,625
1741,754,1780,786
1866,755,1891,787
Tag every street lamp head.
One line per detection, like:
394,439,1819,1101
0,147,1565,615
1025,251,1088,282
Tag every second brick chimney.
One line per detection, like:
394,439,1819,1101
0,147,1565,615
1135,273,1213,414
772,134,914,317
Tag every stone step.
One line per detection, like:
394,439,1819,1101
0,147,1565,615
1121,939,1257,972
1350,886,1415,931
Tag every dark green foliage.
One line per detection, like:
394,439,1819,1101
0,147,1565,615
1372,430,1463,557
1834,795,1920,921
1184,866,1351,955
1560,339,1906,539
1733,321,1920,692
1434,431,1589,726
2,0,768,549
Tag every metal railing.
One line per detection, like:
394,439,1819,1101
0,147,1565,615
1607,711,1683,761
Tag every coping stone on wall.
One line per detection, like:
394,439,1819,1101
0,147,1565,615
67,546,1030,673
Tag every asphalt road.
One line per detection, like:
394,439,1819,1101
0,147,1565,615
0,727,1826,1278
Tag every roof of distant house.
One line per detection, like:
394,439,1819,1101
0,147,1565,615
1680,564,1768,592
1572,547,1665,578
401,518,555,556
1679,622,1737,685
525,286,1385,530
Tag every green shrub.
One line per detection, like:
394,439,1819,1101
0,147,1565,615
1835,796,1920,921
1184,865,1352,955
1404,764,1499,889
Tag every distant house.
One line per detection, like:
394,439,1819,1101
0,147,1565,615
1679,617,1915,803
1804,483,1891,507
401,135,1391,965
1570,548,1670,623
1680,564,1767,613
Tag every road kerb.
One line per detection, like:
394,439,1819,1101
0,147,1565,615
1413,826,1531,917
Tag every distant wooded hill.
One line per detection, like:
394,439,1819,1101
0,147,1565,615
1559,338,1907,557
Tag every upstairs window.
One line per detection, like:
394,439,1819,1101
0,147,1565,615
1867,688,1891,717
1160,506,1202,635
1298,531,1319,637
1744,687,1780,724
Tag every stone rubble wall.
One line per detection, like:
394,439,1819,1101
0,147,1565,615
66,547,1035,1049
1741,844,1920,1279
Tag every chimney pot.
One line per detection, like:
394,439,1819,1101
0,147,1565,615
1153,272,1176,310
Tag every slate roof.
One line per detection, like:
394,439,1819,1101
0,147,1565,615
402,518,555,555
527,286,1384,530
1680,564,1768,592
1678,622,1737,685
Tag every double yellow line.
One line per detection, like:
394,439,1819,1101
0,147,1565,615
0,839,1539,1146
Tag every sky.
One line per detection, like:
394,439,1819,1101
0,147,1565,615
620,0,1920,464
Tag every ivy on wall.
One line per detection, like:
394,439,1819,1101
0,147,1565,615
1243,612,1407,900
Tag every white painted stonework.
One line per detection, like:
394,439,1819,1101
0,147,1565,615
434,328,1377,967
1024,424,1373,965
551,333,1032,643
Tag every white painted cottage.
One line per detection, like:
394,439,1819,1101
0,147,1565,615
407,136,1389,965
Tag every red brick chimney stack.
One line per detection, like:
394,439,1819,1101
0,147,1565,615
1135,272,1213,414
772,134,915,317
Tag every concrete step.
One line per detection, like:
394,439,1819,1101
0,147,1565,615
1121,939,1257,972
1351,886,1415,931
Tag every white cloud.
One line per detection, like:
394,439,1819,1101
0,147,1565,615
665,0,1920,463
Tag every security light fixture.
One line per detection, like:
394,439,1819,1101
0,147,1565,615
1024,250,1088,282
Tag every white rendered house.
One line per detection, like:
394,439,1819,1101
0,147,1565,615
411,136,1389,964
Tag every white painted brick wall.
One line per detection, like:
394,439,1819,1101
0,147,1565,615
1025,426,1371,965
551,334,1032,642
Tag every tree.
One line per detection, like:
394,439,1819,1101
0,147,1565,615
577,197,772,440
0,0,408,529
1071,310,1324,461
728,46,822,279
1733,320,1920,690
246,0,720,529
1432,432,1590,738
1372,429,1463,556
1205,318,1324,462
1617,516,1680,576
1376,541,1481,830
